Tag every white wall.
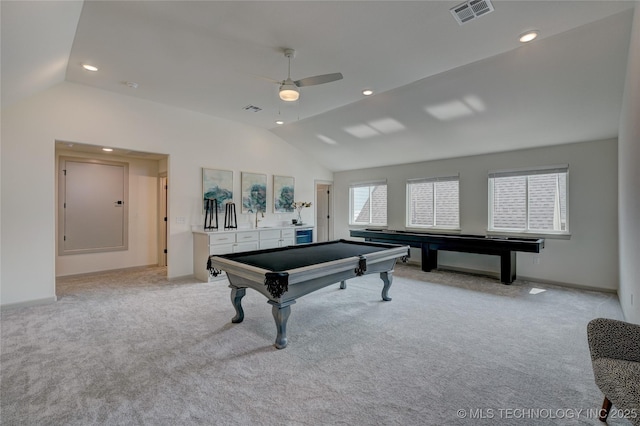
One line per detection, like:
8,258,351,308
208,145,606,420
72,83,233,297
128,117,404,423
618,5,640,324
55,150,160,276
1,82,332,306
335,139,618,290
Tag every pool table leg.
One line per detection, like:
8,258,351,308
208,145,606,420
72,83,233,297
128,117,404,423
230,286,246,323
268,300,295,349
380,271,393,301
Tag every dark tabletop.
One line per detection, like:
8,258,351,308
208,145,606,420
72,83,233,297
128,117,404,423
219,240,392,272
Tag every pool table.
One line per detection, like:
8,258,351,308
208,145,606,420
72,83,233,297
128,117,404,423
207,239,409,349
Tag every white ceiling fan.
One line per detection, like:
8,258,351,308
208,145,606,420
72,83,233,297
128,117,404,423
276,48,343,102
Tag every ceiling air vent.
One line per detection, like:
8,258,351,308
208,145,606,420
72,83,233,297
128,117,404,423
450,0,494,25
243,105,262,112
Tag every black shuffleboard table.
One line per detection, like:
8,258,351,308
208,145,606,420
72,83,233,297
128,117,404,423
207,239,409,349
349,229,544,284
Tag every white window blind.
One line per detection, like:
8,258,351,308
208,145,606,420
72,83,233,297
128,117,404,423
349,180,387,225
407,175,459,229
489,165,568,234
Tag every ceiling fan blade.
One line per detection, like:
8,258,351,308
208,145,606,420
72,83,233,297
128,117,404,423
294,72,343,87
249,73,282,85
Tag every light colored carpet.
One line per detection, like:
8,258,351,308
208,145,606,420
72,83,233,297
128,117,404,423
1,264,632,425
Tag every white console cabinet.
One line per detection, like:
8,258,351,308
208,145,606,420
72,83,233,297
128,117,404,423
193,226,311,282
259,228,295,249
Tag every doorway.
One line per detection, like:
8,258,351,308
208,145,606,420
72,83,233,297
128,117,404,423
315,181,333,242
55,142,169,278
159,173,168,267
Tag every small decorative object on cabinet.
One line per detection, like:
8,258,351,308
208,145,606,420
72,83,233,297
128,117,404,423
224,202,237,230
204,198,218,230
292,201,312,225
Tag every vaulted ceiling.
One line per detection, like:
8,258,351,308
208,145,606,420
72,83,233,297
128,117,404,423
2,1,636,171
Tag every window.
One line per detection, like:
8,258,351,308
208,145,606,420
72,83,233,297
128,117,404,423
349,181,387,225
488,165,568,234
407,176,459,229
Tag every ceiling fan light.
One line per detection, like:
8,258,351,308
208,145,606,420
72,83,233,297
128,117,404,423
279,84,299,101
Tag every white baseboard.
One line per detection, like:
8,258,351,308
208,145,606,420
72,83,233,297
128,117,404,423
437,265,501,279
517,275,617,293
402,259,500,279
56,264,161,279
402,261,615,293
168,274,197,281
1,296,57,310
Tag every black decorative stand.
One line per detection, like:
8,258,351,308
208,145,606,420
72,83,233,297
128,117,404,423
204,199,218,231
224,203,237,230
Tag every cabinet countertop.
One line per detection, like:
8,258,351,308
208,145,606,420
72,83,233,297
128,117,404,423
192,225,313,235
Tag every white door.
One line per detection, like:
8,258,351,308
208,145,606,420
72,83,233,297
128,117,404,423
60,158,128,254
316,183,332,242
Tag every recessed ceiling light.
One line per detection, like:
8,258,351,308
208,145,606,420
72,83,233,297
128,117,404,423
102,148,113,152
519,30,539,43
275,120,284,125
82,64,98,72
362,89,373,96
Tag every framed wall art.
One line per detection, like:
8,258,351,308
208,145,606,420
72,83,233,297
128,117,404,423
273,175,294,213
241,172,267,213
202,168,233,212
